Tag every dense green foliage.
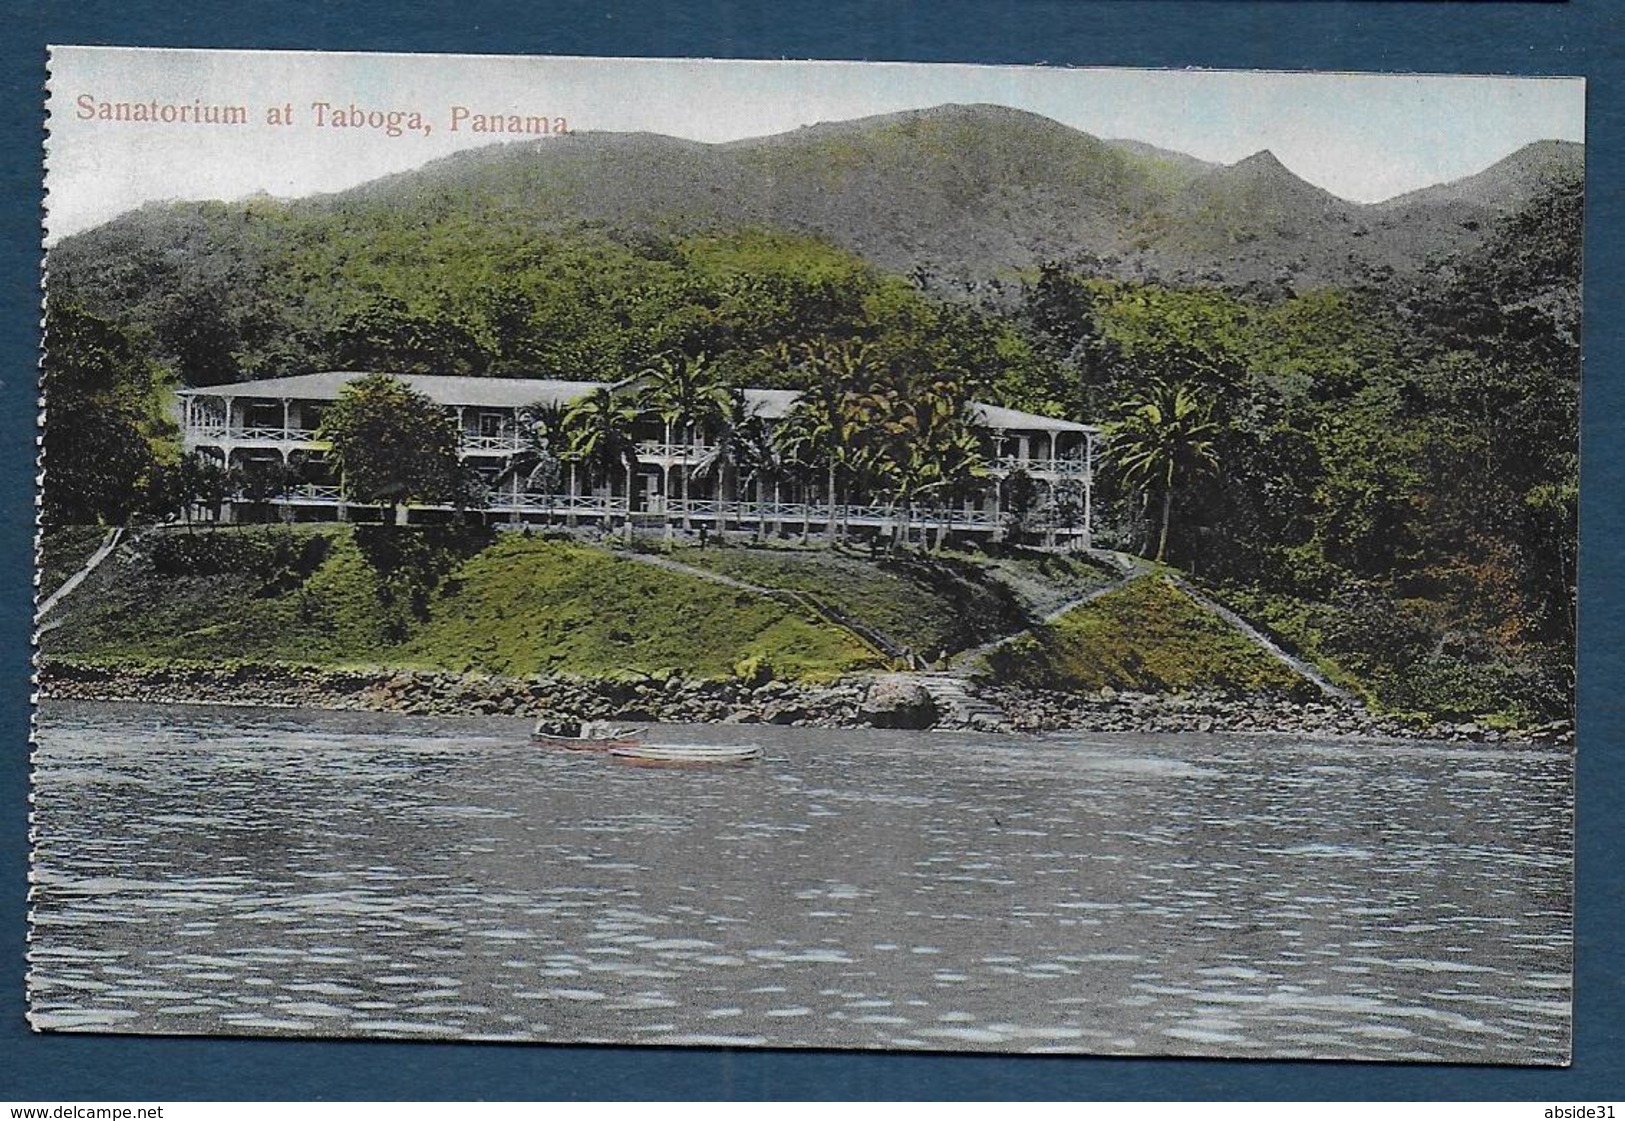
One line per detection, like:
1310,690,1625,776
983,575,1312,697
1017,199,1580,721
40,303,176,526
319,373,465,510
49,209,1054,399
1214,584,1566,726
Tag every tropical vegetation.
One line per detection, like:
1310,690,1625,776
318,373,464,517
37,157,1581,724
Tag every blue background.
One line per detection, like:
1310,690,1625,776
2,0,1620,1101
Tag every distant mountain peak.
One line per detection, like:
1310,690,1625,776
1180,147,1342,209
1236,149,1286,170
1212,150,1319,190
729,101,1103,152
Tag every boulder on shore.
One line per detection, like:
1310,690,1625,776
859,677,938,729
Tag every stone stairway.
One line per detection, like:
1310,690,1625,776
893,671,1011,732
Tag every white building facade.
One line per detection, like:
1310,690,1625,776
179,372,1100,545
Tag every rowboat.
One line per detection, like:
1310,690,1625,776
608,742,763,767
531,733,643,751
531,720,642,751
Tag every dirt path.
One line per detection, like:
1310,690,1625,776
36,528,124,622
1167,575,1356,703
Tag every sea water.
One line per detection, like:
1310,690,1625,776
28,701,1572,1062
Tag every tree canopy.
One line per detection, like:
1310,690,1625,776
317,373,462,510
40,302,175,527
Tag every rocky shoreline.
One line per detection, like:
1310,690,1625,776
37,659,883,729
36,659,1571,746
978,684,1573,745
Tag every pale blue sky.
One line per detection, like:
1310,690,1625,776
46,47,1585,241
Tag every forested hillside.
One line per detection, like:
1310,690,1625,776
40,108,1582,725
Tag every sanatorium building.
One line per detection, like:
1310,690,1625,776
179,372,1100,545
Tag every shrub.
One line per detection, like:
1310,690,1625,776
732,654,775,685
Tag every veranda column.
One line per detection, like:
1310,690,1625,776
664,463,674,544
624,462,635,542
1044,479,1057,548
1083,432,1095,551
991,428,1005,542
226,396,238,523
219,445,237,525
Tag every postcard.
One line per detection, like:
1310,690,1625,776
31,46,1581,1063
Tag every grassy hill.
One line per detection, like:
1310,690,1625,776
39,526,882,682
669,541,1116,659
40,525,1127,680
396,536,878,679
980,575,1311,697
39,525,1568,726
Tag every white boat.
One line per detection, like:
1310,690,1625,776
608,742,763,767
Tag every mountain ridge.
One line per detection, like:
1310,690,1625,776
57,103,1584,299
1377,139,1584,212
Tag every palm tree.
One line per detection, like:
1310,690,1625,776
929,424,992,550
741,417,791,541
641,352,728,533
1107,379,1220,563
847,374,966,551
774,419,820,542
696,389,792,541
776,404,837,542
778,338,874,541
563,386,642,539
494,400,570,521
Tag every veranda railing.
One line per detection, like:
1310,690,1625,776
264,487,1083,533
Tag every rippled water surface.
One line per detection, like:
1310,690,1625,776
30,701,1572,1063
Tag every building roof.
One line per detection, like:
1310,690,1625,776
179,372,607,410
970,401,1095,433
182,372,1097,433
